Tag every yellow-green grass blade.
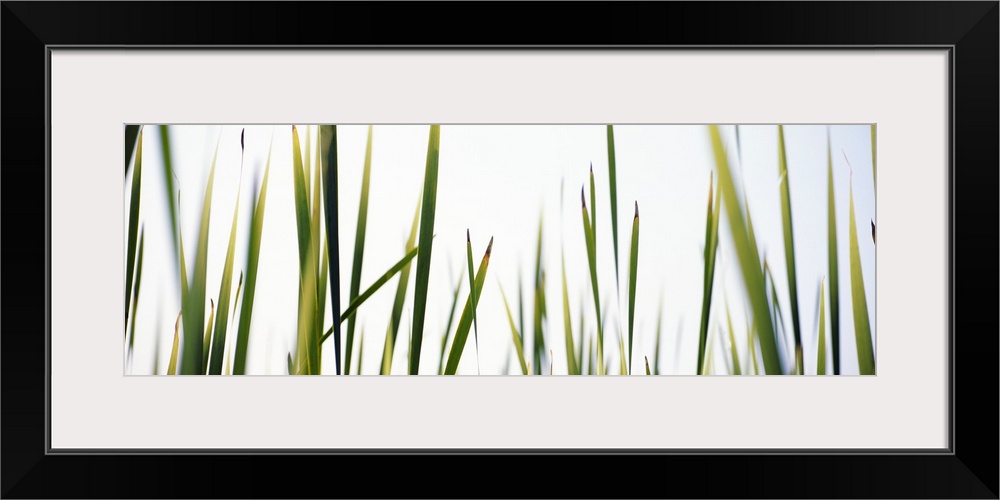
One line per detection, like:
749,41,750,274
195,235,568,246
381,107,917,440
438,272,464,375
589,165,596,249
607,126,621,295
709,125,782,375
532,217,545,375
410,125,441,374
725,303,741,375
500,283,529,375
159,125,179,256
319,125,342,375
617,326,627,375
653,303,663,375
202,299,215,373
381,321,395,375
127,228,145,354
581,186,604,375
208,140,244,374
294,243,319,375
287,353,293,375
344,125,374,374
870,125,877,194
291,126,312,272
817,277,827,375
560,251,578,375
126,128,143,330
645,356,651,375
232,272,243,320
588,337,594,375
321,246,421,344
167,312,181,375
628,201,639,375
466,230,480,374
233,141,272,375
577,304,586,376
849,183,875,374
181,136,220,375
518,268,526,350
311,130,326,371
356,330,365,375
826,134,842,374
696,173,721,375
125,125,141,173
765,260,792,373
444,238,493,375
381,197,420,374
777,126,804,375
748,312,759,375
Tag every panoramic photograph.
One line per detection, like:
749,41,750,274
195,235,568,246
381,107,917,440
123,124,875,375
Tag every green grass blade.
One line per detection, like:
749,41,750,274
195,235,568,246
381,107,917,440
167,312,181,375
577,304,586,376
127,228,145,354
826,132,841,374
725,303,741,375
581,186,604,374
870,125,877,194
180,135,220,375
126,128,143,330
607,125,621,295
588,337,594,375
293,244,318,375
381,196,421,374
444,238,492,375
345,125,374,375
653,304,663,375
356,330,365,375
410,125,441,375
208,138,244,375
777,125,804,374
560,251,578,375
320,125,342,375
628,201,639,375
849,182,875,374
617,327,627,375
202,299,215,373
159,125,179,256
466,230,480,374
125,125,141,173
817,277,827,375
438,272,464,375
532,216,545,375
500,282,529,375
645,356,651,375
381,321,395,375
233,140,272,375
697,173,721,375
747,311,759,375
708,125,781,374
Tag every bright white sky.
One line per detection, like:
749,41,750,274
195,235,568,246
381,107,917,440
127,124,876,375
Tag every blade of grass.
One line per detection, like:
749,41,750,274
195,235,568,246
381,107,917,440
607,125,621,295
532,216,545,375
826,132,842,374
466,230,481,374
500,282,530,375
849,178,875,374
233,139,272,375
410,125,441,374
617,326,627,375
201,299,215,373
560,250,578,375
870,125,877,194
181,135,221,375
208,133,245,374
127,228,145,355
159,125,179,256
125,125,141,173
438,272,464,375
126,128,143,330
697,173,721,375
725,302,741,375
167,312,181,375
311,128,326,371
709,125,781,375
356,330,365,375
320,125,342,375
382,196,421,374
817,277,827,375
653,303,663,375
344,125,374,375
645,356,651,375
444,238,493,375
581,186,604,375
381,321,395,375
577,303,586,376
588,337,594,375
777,125,804,375
747,311,759,375
628,201,639,374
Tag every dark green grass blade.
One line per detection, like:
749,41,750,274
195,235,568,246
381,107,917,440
181,136,220,375
125,125,141,173
581,186,604,374
849,182,875,374
126,128,143,330
560,251,578,375
159,125,179,256
127,228,145,354
444,238,492,375
709,125,781,374
233,140,272,375
381,196,421,374
345,125,374,375
410,125,441,374
466,230,480,374
607,125,621,295
438,272,464,375
697,174,721,375
500,282,529,375
826,133,841,374
817,277,827,375
777,125,804,374
167,312,181,375
320,125,342,375
628,201,639,374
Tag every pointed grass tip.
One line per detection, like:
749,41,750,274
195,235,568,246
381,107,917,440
467,228,471,243
486,236,494,256
634,201,639,219
240,128,245,151
581,186,587,208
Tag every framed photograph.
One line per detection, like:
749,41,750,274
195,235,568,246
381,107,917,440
3,2,996,498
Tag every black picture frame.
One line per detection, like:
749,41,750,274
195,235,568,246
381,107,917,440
2,2,996,498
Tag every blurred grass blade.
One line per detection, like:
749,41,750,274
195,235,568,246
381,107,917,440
500,282,530,375
747,311,759,375
381,321,395,375
181,135,221,375
826,133,841,374
410,125,441,374
466,230,481,374
607,125,621,295
356,330,365,375
532,216,545,375
645,356,651,375
125,125,141,173
849,182,875,374
234,139,272,375
628,201,639,375
209,138,245,375
870,125,877,194
127,228,145,354
382,196,421,374
725,303,741,375
560,251,578,375
202,299,215,373
617,327,627,375
320,125,342,375
697,173,721,375
126,128,143,329
438,272,464,375
588,337,594,375
709,125,781,374
653,303,663,375
817,277,827,375
167,312,181,375
159,125,179,256
777,125,804,375
581,186,604,374
345,125,374,375
444,238,492,375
